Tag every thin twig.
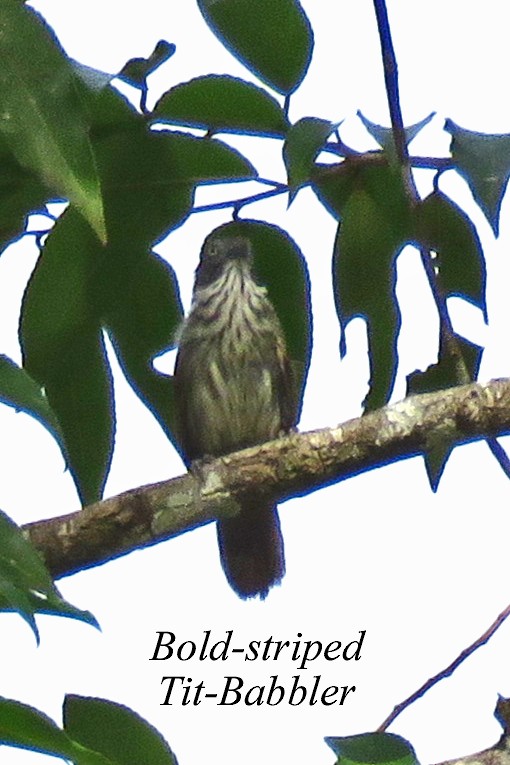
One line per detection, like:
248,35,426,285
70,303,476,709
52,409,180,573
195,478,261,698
372,0,409,168
324,141,453,171
191,153,452,215
190,153,451,218
410,156,452,170
378,601,510,731
256,178,288,189
191,185,287,214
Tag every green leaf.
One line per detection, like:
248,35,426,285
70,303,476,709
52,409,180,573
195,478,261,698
95,129,194,248
105,251,183,445
0,698,110,764
0,698,78,760
0,354,63,448
18,105,186,505
90,87,257,236
87,89,255,245
83,90,192,248
407,334,482,396
64,695,178,765
283,117,334,201
0,139,48,249
97,127,255,247
198,220,312,414
197,0,313,95
0,1,106,242
445,119,510,236
19,79,256,503
85,81,145,138
422,436,452,492
0,561,39,640
20,212,115,505
118,40,176,89
326,732,419,765
154,75,289,137
315,160,412,410
407,334,482,491
19,92,255,502
163,131,257,186
72,61,114,92
415,191,486,319
358,111,435,152
0,509,98,643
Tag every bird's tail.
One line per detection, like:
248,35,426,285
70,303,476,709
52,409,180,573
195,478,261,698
217,501,285,599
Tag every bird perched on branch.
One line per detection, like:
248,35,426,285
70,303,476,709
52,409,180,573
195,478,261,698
174,234,297,599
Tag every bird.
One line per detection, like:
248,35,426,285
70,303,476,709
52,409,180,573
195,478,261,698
173,233,297,598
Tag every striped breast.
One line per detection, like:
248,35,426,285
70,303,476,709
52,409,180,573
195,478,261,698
175,260,288,459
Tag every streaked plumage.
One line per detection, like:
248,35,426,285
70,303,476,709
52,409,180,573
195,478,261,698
174,235,296,598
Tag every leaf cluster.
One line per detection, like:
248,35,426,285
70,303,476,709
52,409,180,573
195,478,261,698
0,0,505,504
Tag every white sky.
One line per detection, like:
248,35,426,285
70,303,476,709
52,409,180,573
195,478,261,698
2,1,510,764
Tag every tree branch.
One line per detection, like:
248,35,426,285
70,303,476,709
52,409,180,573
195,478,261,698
378,602,510,731
24,378,510,579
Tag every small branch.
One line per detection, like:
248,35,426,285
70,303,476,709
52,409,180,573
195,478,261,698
193,152,451,218
410,156,452,170
23,378,510,580
323,142,453,171
255,178,288,189
378,601,510,731
191,185,287,215
372,0,409,168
